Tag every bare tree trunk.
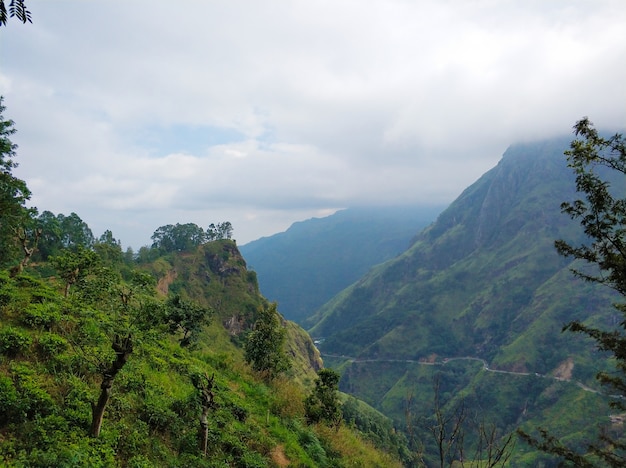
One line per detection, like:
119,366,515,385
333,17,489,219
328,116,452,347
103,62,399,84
9,227,41,277
200,406,209,456
195,373,215,456
90,334,133,437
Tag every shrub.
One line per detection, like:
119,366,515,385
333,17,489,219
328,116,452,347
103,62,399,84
37,332,68,357
0,375,25,424
62,375,92,427
22,303,61,330
0,327,32,357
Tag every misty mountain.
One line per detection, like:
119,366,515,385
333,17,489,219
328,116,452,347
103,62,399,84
240,206,443,324
305,136,624,464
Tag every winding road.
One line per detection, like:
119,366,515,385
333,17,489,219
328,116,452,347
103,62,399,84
320,352,613,397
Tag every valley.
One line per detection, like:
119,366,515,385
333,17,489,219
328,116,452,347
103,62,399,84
246,131,626,466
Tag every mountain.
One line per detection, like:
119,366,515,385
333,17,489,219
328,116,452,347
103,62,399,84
240,206,443,324
306,136,624,464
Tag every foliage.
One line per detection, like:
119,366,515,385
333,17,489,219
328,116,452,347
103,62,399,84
165,293,212,347
244,302,291,379
305,368,342,427
0,97,34,268
342,395,410,462
0,246,398,466
519,119,626,466
206,221,233,241
150,221,234,254
36,211,95,260
0,0,31,26
50,246,99,297
0,325,32,356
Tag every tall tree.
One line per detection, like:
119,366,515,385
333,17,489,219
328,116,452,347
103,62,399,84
58,212,94,250
206,222,234,241
165,294,212,347
35,211,95,259
304,368,342,428
519,119,626,466
151,222,206,253
244,302,291,380
0,97,35,268
69,266,161,437
94,230,124,266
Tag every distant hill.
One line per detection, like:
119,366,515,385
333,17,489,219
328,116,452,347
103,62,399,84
240,206,443,324
305,136,625,464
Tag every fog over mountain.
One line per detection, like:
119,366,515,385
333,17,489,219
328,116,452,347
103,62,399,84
1,1,624,248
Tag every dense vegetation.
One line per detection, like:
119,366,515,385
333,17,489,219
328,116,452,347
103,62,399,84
0,101,405,466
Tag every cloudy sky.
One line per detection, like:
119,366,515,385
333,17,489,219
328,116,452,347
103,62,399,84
1,1,624,248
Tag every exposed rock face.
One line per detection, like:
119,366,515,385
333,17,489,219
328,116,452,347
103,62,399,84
223,314,246,336
156,269,177,295
206,242,245,278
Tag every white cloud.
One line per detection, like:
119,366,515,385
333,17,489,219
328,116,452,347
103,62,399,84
0,0,624,247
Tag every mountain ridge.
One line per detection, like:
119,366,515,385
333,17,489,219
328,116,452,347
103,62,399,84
302,135,623,464
240,205,443,324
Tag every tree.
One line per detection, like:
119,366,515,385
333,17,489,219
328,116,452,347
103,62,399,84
35,210,62,260
9,224,41,276
51,246,99,297
58,212,95,250
69,266,161,437
0,97,34,268
0,0,32,26
35,211,95,259
94,230,124,266
191,372,216,457
519,119,626,466
304,368,342,428
165,294,212,347
206,222,234,241
244,302,291,380
406,376,514,468
151,222,206,253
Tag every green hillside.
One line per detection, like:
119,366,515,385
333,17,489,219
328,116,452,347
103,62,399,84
306,136,625,464
240,206,442,324
0,101,404,468
0,240,406,467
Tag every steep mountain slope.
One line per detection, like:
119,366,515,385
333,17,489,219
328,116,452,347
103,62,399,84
306,137,624,464
240,206,443,324
308,137,585,356
145,240,324,384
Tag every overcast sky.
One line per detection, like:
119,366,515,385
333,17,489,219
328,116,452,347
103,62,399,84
1,1,624,248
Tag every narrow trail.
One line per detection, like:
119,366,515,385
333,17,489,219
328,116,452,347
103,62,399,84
320,352,612,397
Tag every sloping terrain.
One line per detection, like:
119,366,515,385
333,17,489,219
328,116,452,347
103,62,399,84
0,241,404,467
